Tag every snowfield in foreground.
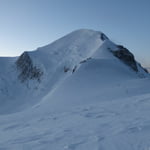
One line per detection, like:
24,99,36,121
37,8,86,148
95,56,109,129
1,88,150,150
0,29,150,150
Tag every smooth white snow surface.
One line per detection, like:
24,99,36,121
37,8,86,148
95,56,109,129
0,29,150,150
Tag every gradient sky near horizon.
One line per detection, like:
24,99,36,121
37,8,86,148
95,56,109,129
0,0,150,67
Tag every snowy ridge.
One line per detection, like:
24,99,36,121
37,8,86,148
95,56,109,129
0,29,150,150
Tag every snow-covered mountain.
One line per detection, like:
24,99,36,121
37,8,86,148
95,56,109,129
0,29,148,114
0,29,150,150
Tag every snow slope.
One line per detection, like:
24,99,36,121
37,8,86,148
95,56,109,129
0,77,150,150
0,29,150,150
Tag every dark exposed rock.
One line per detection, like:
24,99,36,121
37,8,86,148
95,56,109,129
143,68,148,73
110,45,138,72
80,57,92,64
72,66,77,73
100,33,109,41
16,52,43,82
64,66,70,73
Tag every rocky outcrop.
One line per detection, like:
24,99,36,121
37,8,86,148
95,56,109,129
110,45,138,72
80,57,92,64
100,33,109,41
16,52,43,82
63,66,70,73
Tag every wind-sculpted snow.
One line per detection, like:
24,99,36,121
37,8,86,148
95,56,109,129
0,29,149,149
0,88,150,150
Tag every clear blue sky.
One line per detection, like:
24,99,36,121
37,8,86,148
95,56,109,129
0,0,150,67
